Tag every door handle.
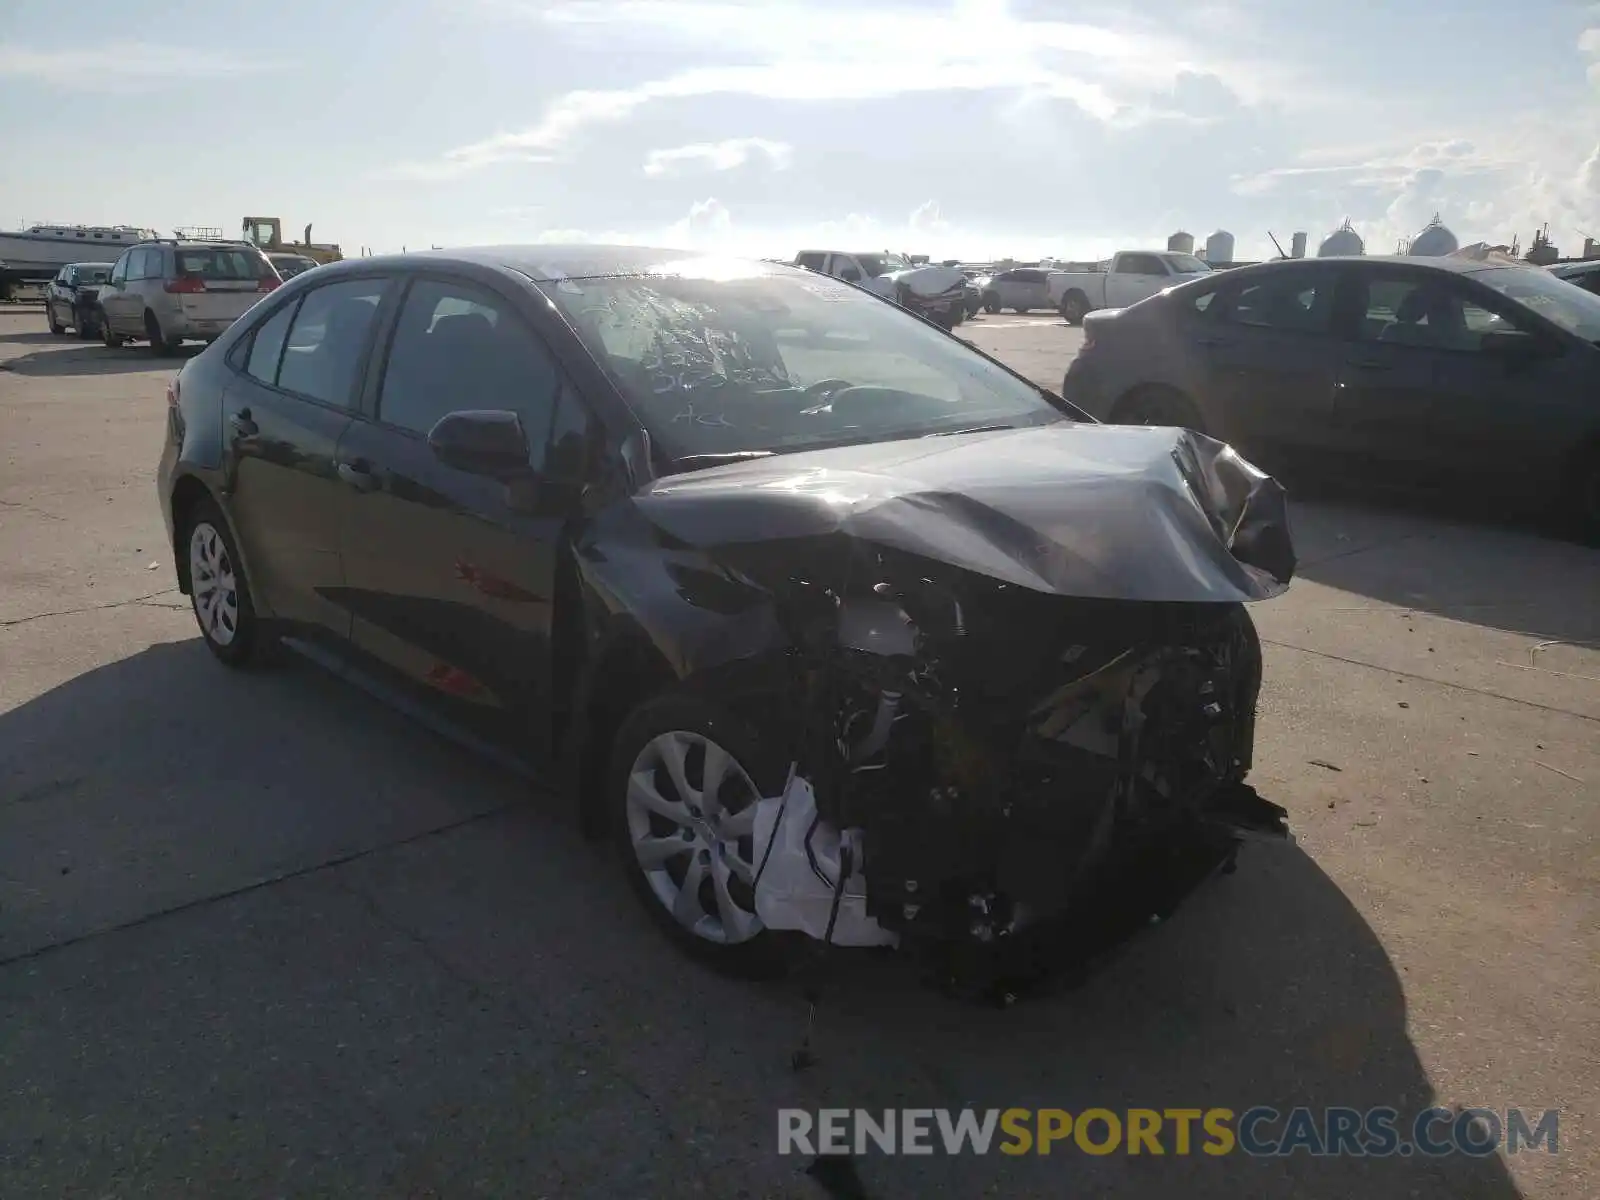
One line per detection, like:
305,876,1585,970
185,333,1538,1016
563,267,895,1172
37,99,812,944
337,460,378,491
228,408,258,437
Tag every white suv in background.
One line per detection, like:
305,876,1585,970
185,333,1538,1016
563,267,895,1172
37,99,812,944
97,239,282,354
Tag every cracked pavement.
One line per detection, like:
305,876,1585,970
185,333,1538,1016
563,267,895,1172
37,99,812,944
2,310,1596,1198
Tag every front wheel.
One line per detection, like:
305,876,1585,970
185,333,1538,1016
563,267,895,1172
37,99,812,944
47,306,64,335
101,312,124,347
1562,444,1600,546
982,293,1000,314
1111,385,1205,432
608,692,787,976
183,498,275,666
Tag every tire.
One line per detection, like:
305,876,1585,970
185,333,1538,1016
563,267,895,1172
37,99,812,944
47,305,64,335
1060,292,1090,325
102,313,124,347
75,308,97,340
607,691,790,977
1014,307,1030,315
1562,443,1600,546
145,310,178,355
182,497,274,667
982,293,1001,314
1111,385,1205,433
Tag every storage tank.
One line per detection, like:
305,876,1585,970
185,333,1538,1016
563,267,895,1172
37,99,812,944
1290,231,1308,259
1408,214,1459,256
1318,218,1365,257
1204,229,1234,264
1167,230,1195,254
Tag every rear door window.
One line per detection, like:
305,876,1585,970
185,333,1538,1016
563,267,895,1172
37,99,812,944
1116,254,1167,276
276,278,390,407
1222,271,1336,334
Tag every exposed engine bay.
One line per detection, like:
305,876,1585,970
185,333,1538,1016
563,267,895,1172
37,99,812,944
620,422,1297,996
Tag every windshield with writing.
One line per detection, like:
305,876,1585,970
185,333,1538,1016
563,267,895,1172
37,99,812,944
1474,266,1600,342
547,263,1067,463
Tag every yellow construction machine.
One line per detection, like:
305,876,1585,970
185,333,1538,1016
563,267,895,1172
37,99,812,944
241,217,343,265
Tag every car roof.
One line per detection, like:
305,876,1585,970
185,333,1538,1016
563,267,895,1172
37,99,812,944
1552,259,1600,275
69,261,114,269
315,244,812,283
1222,254,1508,278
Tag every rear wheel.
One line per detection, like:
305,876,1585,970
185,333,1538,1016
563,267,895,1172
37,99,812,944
1060,292,1089,325
608,692,788,977
145,310,178,355
1111,385,1205,432
183,498,275,666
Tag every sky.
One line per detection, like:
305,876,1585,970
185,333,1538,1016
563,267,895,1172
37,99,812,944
2,0,1599,263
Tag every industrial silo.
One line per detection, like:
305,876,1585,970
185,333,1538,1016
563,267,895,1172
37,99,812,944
1408,213,1459,256
1318,218,1365,257
1204,229,1234,264
1167,230,1195,254
1290,231,1308,259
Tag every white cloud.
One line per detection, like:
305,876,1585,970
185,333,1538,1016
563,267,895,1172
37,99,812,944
0,43,281,88
1582,27,1600,85
643,138,792,177
425,0,1281,173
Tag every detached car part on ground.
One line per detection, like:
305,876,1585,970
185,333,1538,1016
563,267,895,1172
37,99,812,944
156,247,1295,996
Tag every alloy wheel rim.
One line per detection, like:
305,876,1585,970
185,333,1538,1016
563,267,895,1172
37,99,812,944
188,522,240,647
625,730,764,945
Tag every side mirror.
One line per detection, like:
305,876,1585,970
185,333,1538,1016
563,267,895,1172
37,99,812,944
1480,330,1550,360
427,409,531,477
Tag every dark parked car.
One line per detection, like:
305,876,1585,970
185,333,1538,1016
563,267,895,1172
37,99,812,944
1549,259,1600,297
45,261,114,338
1063,256,1600,540
157,246,1294,989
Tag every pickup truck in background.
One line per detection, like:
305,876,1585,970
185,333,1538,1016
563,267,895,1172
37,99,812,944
1051,250,1213,325
793,250,971,329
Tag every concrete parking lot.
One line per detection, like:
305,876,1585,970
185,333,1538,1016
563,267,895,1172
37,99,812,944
1,305,1596,1199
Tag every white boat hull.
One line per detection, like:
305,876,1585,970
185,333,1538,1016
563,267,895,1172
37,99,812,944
0,226,156,281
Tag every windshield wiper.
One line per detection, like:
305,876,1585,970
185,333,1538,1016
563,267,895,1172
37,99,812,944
672,450,775,469
923,423,1017,438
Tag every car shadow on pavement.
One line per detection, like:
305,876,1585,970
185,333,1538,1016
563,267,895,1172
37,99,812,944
0,639,1529,1199
0,329,64,346
0,344,197,377
1287,487,1600,648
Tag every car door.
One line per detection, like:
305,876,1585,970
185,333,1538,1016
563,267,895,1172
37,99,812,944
220,274,395,644
1192,265,1344,455
1105,254,1171,308
1329,267,1574,488
332,274,575,758
1008,268,1049,311
100,251,132,331
47,269,69,324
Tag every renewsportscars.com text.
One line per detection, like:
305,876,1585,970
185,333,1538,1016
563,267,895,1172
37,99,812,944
777,1106,1561,1158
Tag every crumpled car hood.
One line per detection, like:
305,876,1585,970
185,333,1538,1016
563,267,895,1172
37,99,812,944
880,264,968,297
635,423,1295,603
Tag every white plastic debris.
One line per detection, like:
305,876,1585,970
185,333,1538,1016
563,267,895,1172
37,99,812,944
751,777,898,948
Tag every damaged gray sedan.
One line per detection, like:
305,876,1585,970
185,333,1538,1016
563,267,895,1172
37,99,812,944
156,245,1295,991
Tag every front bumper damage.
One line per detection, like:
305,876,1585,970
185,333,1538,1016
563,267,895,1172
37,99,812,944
629,423,1297,993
